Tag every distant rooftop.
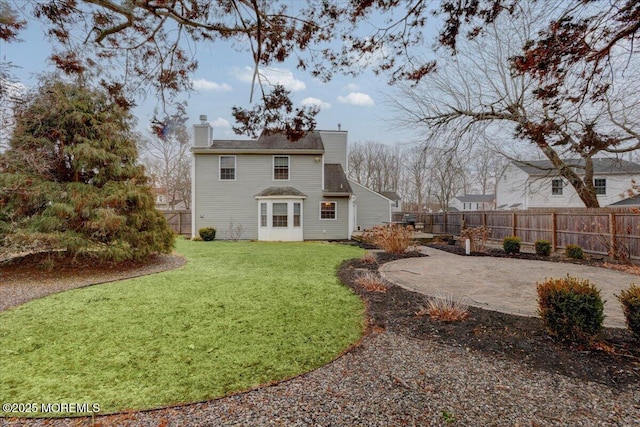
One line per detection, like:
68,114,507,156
512,158,640,176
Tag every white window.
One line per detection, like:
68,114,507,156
272,203,288,227
293,203,301,227
552,179,563,195
273,156,289,180
594,178,606,195
220,156,236,180
320,201,336,220
260,203,267,227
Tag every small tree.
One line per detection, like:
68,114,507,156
0,77,175,264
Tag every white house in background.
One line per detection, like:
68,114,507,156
496,158,640,209
449,194,496,211
381,191,402,213
191,118,391,240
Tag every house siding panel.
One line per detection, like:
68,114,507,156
350,180,391,231
194,153,348,239
319,131,347,170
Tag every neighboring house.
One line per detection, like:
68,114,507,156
381,191,402,213
496,158,640,209
153,187,188,211
449,194,496,211
191,120,392,240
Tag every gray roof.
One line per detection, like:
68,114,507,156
513,158,640,176
324,164,352,194
609,194,640,206
211,130,324,151
455,194,495,203
381,191,401,201
255,186,307,198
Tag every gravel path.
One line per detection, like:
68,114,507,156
1,253,639,426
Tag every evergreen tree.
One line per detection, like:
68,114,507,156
0,78,175,263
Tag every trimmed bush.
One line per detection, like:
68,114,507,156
537,276,604,343
565,244,584,259
535,239,552,256
198,227,217,241
503,236,521,254
617,284,640,340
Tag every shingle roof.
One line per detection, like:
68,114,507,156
513,158,640,176
210,130,324,151
324,164,352,194
609,194,640,206
455,194,495,203
254,187,307,198
381,191,401,201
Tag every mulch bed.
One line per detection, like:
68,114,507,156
339,246,640,389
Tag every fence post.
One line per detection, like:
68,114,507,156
178,211,182,235
511,212,517,236
482,212,487,229
609,212,616,258
444,212,448,235
551,212,557,252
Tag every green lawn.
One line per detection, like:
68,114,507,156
0,240,364,417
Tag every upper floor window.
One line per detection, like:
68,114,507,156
220,156,236,180
594,178,606,195
274,156,289,180
551,179,563,195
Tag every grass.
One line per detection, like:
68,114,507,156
0,240,365,417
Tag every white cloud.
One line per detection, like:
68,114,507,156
301,97,331,110
337,92,375,107
235,66,306,92
343,83,360,91
211,117,231,128
191,78,232,92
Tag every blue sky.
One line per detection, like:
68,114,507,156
0,16,426,146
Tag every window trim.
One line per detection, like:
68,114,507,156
219,155,236,181
594,178,606,195
320,201,337,220
273,155,290,181
551,178,563,196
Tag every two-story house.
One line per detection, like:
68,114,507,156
191,118,392,240
496,158,640,209
449,194,496,211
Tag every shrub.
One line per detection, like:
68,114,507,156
503,236,521,254
537,276,604,343
417,294,469,322
617,284,640,340
535,239,552,256
362,224,414,254
460,226,492,252
354,271,388,293
198,227,217,241
360,252,378,265
565,244,584,259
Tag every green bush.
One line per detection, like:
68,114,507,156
617,284,640,340
537,276,604,343
565,244,584,259
503,236,521,254
198,227,217,241
535,239,552,256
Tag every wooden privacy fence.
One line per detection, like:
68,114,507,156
161,210,191,236
393,209,640,260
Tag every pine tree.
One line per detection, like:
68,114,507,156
0,78,175,264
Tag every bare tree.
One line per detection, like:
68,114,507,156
429,148,468,211
402,145,431,212
389,1,640,207
348,141,401,193
139,110,191,211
